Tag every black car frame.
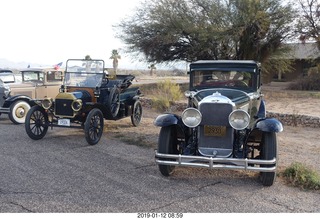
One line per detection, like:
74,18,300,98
25,59,142,145
154,60,283,186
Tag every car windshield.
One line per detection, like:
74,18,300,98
192,70,254,91
64,59,105,88
21,71,44,82
0,73,15,83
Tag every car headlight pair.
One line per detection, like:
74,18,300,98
42,98,82,112
182,108,250,130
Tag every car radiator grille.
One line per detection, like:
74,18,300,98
55,99,74,117
198,102,234,157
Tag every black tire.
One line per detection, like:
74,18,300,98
105,87,120,119
158,126,179,176
9,100,31,124
131,100,142,127
259,132,277,186
84,108,104,145
25,105,49,140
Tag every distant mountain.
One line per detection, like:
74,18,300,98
0,58,47,69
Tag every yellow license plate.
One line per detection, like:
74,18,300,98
204,125,226,137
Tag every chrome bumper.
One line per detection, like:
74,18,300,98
0,106,10,114
155,150,276,172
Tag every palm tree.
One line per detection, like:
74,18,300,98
148,64,156,76
110,49,121,75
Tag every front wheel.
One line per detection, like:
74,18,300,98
158,126,179,176
9,100,31,124
84,108,104,145
131,100,142,127
25,105,49,140
259,132,277,186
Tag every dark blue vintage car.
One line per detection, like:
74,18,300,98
154,60,283,186
25,59,142,145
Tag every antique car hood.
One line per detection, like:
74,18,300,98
70,90,92,102
195,88,250,107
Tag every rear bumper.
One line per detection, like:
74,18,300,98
155,150,276,172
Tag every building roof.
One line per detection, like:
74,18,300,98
287,43,319,60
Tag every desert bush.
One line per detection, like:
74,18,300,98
283,162,320,190
151,79,183,112
288,74,320,91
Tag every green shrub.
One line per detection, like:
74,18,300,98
151,79,183,112
283,162,320,190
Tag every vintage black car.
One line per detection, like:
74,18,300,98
25,59,142,145
154,60,283,186
0,79,11,114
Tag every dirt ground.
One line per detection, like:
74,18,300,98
107,81,320,177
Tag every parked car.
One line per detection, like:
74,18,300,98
0,79,11,115
25,59,143,145
0,68,63,124
154,60,283,186
0,69,15,83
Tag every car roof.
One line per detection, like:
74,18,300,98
0,69,13,73
19,68,64,72
190,60,261,72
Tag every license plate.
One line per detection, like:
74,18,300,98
204,125,226,137
58,119,70,127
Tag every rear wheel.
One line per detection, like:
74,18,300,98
84,108,104,145
259,132,277,186
25,105,49,140
158,126,179,176
131,100,142,127
9,100,31,124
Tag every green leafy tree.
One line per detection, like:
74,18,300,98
115,0,296,82
115,0,295,65
110,49,121,75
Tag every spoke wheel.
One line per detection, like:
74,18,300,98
25,105,49,140
84,108,104,145
158,126,179,176
259,132,277,186
131,100,142,127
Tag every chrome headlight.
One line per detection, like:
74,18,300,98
229,109,250,130
42,98,52,109
184,90,196,98
182,108,202,128
71,99,82,112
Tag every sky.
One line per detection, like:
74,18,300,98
0,0,151,69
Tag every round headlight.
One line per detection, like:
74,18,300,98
182,108,202,128
229,109,250,130
42,98,52,110
71,99,82,112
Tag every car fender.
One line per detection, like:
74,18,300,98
154,113,182,127
2,95,32,108
256,118,283,133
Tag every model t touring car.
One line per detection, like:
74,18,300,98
25,59,142,145
154,60,283,186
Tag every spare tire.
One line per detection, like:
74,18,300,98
105,87,120,119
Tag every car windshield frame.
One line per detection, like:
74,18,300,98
190,68,258,92
64,59,105,88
